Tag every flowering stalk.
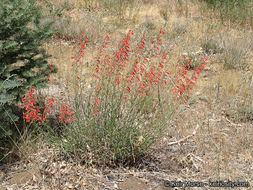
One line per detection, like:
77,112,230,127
22,86,44,124
22,87,74,125
172,56,208,104
58,101,74,124
71,29,206,122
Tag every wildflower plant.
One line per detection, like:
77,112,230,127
53,29,208,165
20,28,207,165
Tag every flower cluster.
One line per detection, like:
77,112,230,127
92,29,170,97
121,29,170,97
135,144,143,150
172,56,208,104
22,86,44,124
70,29,206,121
58,101,74,124
22,87,74,125
71,31,89,66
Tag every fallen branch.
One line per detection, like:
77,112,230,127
224,116,243,127
168,125,199,146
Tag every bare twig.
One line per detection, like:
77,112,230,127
168,125,199,146
188,153,204,163
224,116,243,127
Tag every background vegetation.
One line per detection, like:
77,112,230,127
0,0,252,189
0,0,56,163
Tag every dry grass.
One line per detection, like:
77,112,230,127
1,0,253,189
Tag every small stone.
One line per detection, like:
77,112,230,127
66,182,74,189
113,183,118,189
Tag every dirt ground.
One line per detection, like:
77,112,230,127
1,0,252,189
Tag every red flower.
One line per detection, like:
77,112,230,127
172,56,207,104
58,101,74,124
160,29,165,35
22,87,55,125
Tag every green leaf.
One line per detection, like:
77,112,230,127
1,80,22,90
0,94,16,104
3,41,18,50
0,125,12,138
2,108,19,121
22,70,34,77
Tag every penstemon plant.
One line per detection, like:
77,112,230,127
21,29,207,165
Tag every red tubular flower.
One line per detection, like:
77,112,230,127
172,56,207,104
95,98,101,106
22,87,42,124
58,101,74,124
42,98,55,121
160,29,165,35
22,87,54,125
72,32,89,67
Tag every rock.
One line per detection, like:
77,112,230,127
119,177,149,190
